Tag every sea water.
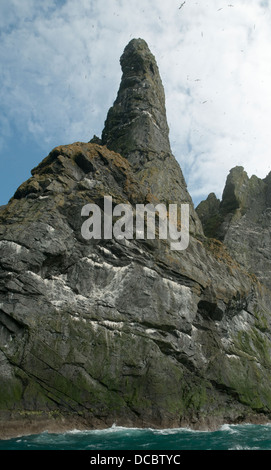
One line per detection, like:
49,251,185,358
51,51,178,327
0,423,271,450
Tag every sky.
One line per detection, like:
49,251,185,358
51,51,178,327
1,0,271,208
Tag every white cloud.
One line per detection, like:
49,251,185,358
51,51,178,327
1,0,271,206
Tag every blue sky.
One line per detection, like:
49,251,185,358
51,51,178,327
1,0,271,207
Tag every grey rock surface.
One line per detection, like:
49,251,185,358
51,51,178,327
197,166,271,290
1,41,271,438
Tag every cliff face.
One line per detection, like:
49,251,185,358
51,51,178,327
1,39,271,438
197,166,271,290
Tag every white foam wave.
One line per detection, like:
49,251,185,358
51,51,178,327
229,445,260,450
65,424,146,435
63,424,208,437
219,424,238,433
152,427,208,435
65,429,90,435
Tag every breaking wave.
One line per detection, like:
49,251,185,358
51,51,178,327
0,423,270,450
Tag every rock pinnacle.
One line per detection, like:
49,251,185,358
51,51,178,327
102,38,171,165
102,38,203,234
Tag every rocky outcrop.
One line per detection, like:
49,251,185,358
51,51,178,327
102,39,171,162
194,193,221,238
197,166,271,290
101,38,202,236
1,39,271,438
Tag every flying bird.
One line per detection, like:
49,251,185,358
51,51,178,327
179,2,186,9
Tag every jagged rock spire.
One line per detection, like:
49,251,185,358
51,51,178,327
102,38,203,234
102,38,171,166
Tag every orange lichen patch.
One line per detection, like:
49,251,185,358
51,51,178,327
205,237,261,289
24,141,160,210
95,145,130,170
31,142,101,176
205,238,239,266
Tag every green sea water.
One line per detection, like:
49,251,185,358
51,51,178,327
0,423,270,450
